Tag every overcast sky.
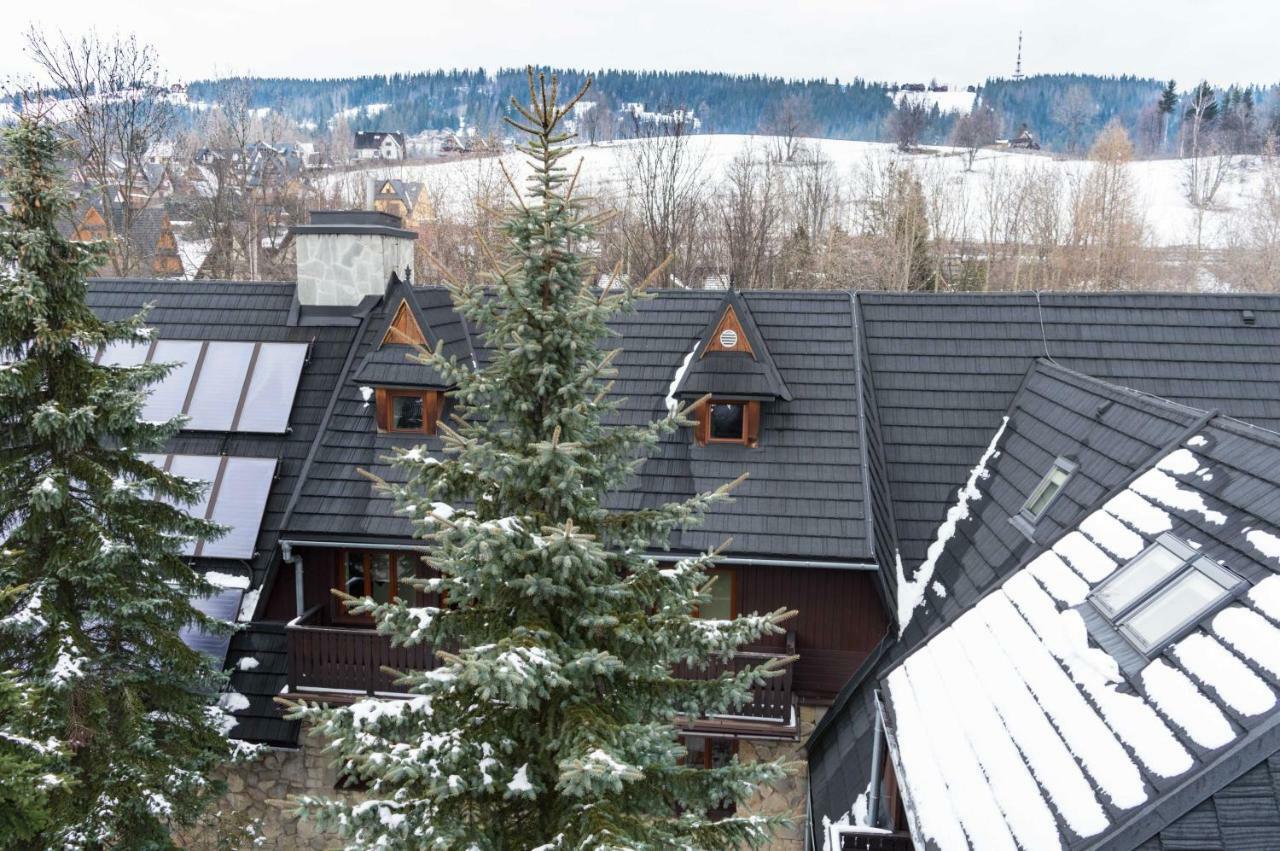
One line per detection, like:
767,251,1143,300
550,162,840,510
4,0,1278,89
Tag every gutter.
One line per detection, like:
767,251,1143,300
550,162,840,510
276,539,877,572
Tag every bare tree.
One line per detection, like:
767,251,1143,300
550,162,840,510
851,155,935,290
576,99,614,145
24,27,172,276
886,96,932,152
950,105,998,170
759,94,816,162
617,120,708,287
1218,139,1280,291
1068,121,1149,290
1053,86,1097,154
714,144,780,288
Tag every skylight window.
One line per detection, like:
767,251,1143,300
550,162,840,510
1021,457,1076,522
1089,533,1245,655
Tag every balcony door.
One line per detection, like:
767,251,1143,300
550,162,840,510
335,550,424,625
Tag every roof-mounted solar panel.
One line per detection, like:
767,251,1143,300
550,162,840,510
102,336,307,434
235,343,307,433
98,340,152,367
202,456,276,558
143,339,203,422
141,453,276,560
180,586,244,664
186,342,256,431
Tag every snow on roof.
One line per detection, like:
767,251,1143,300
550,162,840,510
883,436,1280,850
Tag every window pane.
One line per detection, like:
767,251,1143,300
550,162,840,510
1123,568,1232,651
709,403,744,441
142,340,203,422
370,553,392,603
399,553,424,601
344,553,366,598
683,736,708,768
393,395,424,430
186,342,255,430
1026,465,1070,517
1094,544,1185,615
699,571,734,620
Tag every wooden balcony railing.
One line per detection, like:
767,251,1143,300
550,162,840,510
286,606,434,695
676,630,796,725
287,608,795,725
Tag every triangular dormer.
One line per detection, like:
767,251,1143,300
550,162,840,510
352,274,451,390
381,298,427,346
672,290,792,403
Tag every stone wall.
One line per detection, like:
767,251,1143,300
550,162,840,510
191,706,825,849
295,232,415,306
738,703,826,851
180,733,355,850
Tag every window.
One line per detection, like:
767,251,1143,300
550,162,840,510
375,389,441,435
1021,457,1077,522
680,736,738,818
696,569,737,620
709,402,745,441
1089,534,1245,654
694,400,760,447
336,550,427,623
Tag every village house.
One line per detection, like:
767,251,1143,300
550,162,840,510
65,200,184,277
369,177,432,227
354,130,406,160
85,211,1280,850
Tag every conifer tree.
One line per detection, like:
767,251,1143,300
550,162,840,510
287,69,794,850
0,116,231,850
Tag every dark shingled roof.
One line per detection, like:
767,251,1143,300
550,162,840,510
86,278,363,744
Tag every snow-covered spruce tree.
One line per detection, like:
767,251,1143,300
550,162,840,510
286,71,796,850
0,116,232,850
0,584,66,845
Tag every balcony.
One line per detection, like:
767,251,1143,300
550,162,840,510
676,630,797,734
286,605,434,696
286,607,795,730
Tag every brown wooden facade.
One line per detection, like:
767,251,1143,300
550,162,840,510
268,547,887,718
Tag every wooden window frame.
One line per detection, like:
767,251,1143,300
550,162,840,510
334,550,427,624
376,388,441,435
694,567,739,620
694,399,760,447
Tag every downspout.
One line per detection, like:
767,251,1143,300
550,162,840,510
866,690,887,828
281,541,304,619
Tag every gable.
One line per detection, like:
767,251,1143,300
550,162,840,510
704,303,753,357
381,299,427,346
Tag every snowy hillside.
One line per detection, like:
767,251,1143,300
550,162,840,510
324,134,1268,249
890,89,977,114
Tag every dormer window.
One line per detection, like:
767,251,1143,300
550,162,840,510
694,399,760,447
375,388,441,435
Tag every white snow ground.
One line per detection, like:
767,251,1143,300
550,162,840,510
321,134,1272,249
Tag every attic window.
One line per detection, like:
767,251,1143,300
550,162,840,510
1089,533,1245,655
694,400,760,447
375,388,441,435
1021,457,1076,522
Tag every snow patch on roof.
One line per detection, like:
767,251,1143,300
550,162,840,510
205,570,250,590
1052,532,1117,583
1080,511,1144,560
1212,606,1280,680
1249,575,1280,621
664,344,698,416
1131,469,1227,526
1103,491,1172,536
1245,529,1280,563
1173,633,1275,716
1140,658,1235,749
896,417,1007,634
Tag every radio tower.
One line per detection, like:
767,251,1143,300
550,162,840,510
1013,30,1025,80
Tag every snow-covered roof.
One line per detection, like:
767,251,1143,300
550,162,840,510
881,408,1280,850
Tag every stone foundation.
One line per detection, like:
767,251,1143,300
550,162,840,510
188,706,825,849
738,703,826,851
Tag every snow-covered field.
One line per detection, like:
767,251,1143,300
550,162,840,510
323,134,1270,249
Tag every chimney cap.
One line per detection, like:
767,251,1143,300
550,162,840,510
290,209,416,240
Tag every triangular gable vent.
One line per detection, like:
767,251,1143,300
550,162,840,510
704,304,754,359
381,299,427,346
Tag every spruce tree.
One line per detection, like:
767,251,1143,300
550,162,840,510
287,70,793,850
0,116,232,849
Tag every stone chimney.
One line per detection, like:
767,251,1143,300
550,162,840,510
291,210,416,306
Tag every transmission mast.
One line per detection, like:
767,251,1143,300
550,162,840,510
1013,31,1025,81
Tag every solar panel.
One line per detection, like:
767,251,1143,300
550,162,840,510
142,340,203,422
185,342,255,431
179,586,244,664
202,456,276,559
167,455,222,555
236,343,307,433
98,340,151,367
